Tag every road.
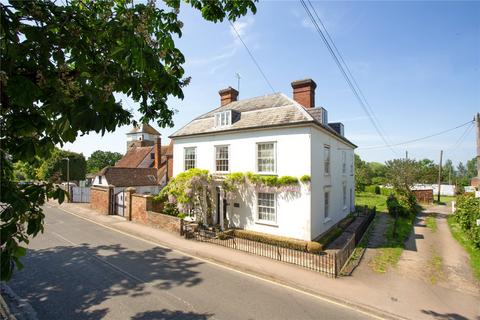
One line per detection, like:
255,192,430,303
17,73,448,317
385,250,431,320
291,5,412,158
8,205,373,320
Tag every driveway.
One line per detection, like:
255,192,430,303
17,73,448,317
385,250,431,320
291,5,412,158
7,205,372,320
396,204,479,295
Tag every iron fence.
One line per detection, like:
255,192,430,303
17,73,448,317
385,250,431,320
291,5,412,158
184,207,376,278
191,228,337,277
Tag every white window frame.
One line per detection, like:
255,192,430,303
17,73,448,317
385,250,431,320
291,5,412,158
324,191,330,220
256,142,276,174
257,192,277,224
324,145,331,175
350,153,354,176
184,147,196,171
215,145,230,173
342,151,346,174
214,110,232,127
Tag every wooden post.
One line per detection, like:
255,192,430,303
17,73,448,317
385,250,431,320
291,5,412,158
437,150,443,203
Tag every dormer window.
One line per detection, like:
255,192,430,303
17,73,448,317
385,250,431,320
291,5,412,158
214,110,232,127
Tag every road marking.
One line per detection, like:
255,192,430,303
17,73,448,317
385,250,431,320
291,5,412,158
46,204,387,320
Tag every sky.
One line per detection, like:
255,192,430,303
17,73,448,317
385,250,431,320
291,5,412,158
64,0,480,166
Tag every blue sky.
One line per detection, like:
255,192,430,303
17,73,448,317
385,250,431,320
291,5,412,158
64,0,480,166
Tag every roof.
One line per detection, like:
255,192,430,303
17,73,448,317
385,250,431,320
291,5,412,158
99,167,158,187
128,123,161,136
170,93,356,147
115,146,152,168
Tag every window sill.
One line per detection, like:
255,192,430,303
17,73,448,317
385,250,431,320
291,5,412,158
324,218,332,224
255,221,278,227
255,172,277,176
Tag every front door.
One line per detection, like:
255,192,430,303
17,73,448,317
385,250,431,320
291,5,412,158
215,187,227,226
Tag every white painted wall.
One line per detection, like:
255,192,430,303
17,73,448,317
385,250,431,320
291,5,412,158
92,175,109,186
310,126,355,240
172,125,355,241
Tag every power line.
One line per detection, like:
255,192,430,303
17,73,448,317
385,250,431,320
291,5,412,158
300,0,398,156
229,21,276,94
306,0,395,150
447,122,474,154
358,120,474,150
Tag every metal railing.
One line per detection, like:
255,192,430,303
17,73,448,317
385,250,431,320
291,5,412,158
189,228,337,277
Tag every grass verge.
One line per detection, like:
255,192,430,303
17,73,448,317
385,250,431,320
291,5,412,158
369,214,415,273
425,216,437,232
355,192,388,213
447,215,480,280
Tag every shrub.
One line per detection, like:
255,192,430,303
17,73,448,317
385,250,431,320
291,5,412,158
306,241,323,253
231,229,308,251
300,175,311,183
177,213,186,219
380,188,393,196
454,194,480,248
365,185,377,194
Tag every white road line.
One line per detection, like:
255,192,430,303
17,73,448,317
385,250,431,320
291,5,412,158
46,204,387,320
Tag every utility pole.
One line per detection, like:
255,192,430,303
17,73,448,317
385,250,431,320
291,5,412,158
63,157,70,201
405,150,408,160
437,150,443,203
476,113,480,186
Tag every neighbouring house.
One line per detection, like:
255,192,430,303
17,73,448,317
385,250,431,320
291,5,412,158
170,79,357,241
91,123,173,216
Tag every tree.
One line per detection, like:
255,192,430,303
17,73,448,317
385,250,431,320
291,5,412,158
442,159,455,184
12,161,38,181
87,150,123,173
416,159,438,184
37,148,87,182
385,158,419,195
368,162,387,185
0,0,256,280
466,158,478,179
354,154,372,191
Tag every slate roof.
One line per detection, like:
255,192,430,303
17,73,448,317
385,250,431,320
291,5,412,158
170,93,356,147
115,146,152,168
100,167,158,187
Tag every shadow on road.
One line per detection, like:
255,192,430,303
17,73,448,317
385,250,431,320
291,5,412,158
9,243,204,319
132,309,213,320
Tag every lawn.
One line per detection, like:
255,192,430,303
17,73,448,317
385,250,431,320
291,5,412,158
355,192,388,213
433,195,456,205
447,215,480,280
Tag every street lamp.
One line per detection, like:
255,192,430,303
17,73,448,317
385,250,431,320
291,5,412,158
62,157,70,198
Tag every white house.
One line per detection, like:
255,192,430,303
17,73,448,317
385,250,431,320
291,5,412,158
170,79,356,241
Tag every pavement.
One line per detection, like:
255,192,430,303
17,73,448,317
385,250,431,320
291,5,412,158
8,201,480,320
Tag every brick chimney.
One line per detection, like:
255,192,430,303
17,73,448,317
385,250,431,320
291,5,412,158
153,137,161,170
291,79,317,109
219,87,239,106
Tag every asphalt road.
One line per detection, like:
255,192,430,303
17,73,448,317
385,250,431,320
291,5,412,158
8,205,374,320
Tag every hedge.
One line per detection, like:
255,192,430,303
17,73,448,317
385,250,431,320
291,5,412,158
454,194,480,249
222,229,323,253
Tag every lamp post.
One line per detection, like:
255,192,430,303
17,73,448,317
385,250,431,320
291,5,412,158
62,157,70,199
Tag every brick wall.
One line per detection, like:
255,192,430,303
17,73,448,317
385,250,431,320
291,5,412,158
130,194,182,234
413,189,433,204
90,186,111,215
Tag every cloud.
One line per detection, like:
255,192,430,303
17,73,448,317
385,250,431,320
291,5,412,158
187,16,255,72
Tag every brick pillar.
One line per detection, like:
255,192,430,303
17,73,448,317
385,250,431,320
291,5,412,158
125,187,136,221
